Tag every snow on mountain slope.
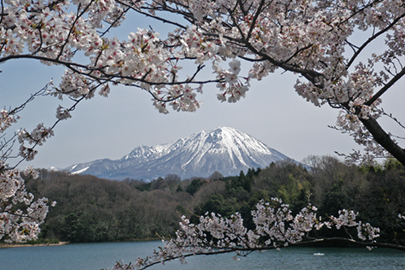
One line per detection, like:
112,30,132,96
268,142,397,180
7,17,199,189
65,127,292,181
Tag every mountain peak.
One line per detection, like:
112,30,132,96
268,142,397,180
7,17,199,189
65,127,291,181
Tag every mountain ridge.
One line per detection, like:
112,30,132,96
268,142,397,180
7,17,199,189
64,127,293,181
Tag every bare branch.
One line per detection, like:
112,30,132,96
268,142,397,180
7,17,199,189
117,0,188,30
7,82,51,116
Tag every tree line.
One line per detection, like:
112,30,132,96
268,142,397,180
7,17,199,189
20,156,405,245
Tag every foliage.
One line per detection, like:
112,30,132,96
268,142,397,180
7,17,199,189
191,158,405,246
22,157,405,248
25,171,195,242
185,178,206,195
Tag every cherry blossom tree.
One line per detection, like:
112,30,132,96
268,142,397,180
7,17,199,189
1,0,405,165
1,0,405,256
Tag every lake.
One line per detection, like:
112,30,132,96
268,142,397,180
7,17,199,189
1,241,405,270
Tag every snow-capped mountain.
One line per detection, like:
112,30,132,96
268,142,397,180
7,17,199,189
64,127,292,181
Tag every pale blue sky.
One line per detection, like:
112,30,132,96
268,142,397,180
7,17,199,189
1,11,404,170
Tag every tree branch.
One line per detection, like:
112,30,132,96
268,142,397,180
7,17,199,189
366,65,405,106
56,2,92,61
117,0,188,30
346,12,405,69
137,237,405,270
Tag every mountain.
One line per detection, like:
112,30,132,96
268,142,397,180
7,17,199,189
64,127,293,181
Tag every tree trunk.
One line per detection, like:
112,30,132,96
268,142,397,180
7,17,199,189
360,117,405,166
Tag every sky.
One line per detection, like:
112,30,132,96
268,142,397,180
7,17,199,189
1,10,404,171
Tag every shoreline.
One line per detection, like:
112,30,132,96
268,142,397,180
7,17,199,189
0,241,69,249
0,238,161,249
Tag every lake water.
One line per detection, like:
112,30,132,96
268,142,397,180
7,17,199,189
1,241,405,270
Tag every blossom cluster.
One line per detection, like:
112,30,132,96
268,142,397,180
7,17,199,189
0,163,55,243
0,109,19,133
17,124,54,161
111,198,381,270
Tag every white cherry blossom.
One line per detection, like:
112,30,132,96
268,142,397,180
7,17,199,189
0,162,54,243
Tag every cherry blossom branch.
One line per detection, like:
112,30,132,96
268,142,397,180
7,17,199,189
130,237,405,270
227,16,324,85
346,12,405,69
56,2,93,61
0,133,16,161
110,199,389,270
0,83,51,165
366,65,405,106
0,53,220,90
99,7,130,37
246,0,268,42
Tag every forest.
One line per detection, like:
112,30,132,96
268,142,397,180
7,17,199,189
18,156,405,246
